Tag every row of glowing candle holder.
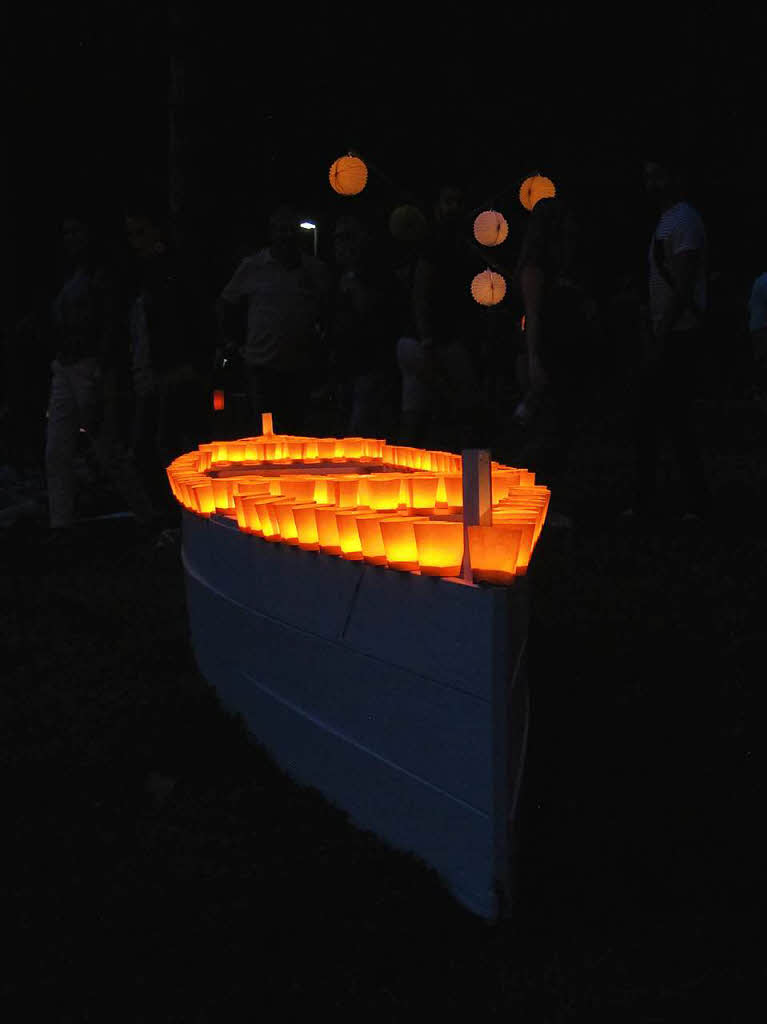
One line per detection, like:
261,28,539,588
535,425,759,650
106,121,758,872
167,454,549,585
224,493,548,583
193,435,532,478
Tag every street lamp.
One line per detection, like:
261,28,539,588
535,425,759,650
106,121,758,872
300,220,318,257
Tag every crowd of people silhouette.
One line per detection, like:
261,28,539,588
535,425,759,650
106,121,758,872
2,152,764,556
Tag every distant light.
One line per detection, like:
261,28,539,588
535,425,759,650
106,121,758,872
300,221,316,230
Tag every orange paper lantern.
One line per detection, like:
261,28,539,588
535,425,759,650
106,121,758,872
413,520,464,576
329,155,368,196
379,516,420,572
473,210,508,247
293,504,320,550
471,270,506,307
356,513,389,565
468,524,524,585
519,175,556,211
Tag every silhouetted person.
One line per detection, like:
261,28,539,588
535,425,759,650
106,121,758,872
513,197,596,519
217,205,331,436
628,155,711,520
402,183,486,449
125,201,211,515
43,212,140,538
328,214,400,437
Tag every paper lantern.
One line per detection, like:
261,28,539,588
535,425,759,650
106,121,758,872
473,210,508,247
413,521,464,576
335,510,365,560
168,428,553,582
213,389,225,411
406,474,439,511
280,477,318,503
257,498,288,540
335,476,363,509
389,204,428,242
211,477,234,510
329,155,368,196
315,506,343,555
190,482,215,516
364,475,405,511
471,270,506,307
519,175,556,211
379,516,420,571
468,525,524,585
356,514,389,565
490,510,536,573
293,504,320,550
442,474,464,508
273,503,300,545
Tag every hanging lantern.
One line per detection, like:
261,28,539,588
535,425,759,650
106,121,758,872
213,389,225,411
519,175,556,211
471,270,506,307
473,210,508,247
329,155,368,196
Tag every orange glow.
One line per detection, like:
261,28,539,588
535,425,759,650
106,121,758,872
274,502,300,545
313,477,339,505
490,510,536,572
244,442,264,461
190,482,215,516
167,428,551,583
406,474,439,510
356,514,389,565
265,441,287,461
413,520,464,576
262,412,274,435
335,476,363,509
260,498,292,541
379,516,421,571
213,389,225,411
343,437,365,459
211,477,234,510
468,525,524,585
471,270,507,307
280,477,318,503
315,506,343,555
329,155,368,196
335,511,365,560
365,475,404,511
293,504,320,550
519,174,556,212
473,210,509,247
233,479,271,496
442,474,464,508
233,494,249,530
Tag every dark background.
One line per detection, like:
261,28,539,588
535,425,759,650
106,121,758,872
9,5,766,318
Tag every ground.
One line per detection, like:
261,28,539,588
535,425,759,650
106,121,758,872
1,394,763,1020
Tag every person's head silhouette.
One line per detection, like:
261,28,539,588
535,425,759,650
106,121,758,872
434,183,464,226
125,201,168,262
268,205,301,269
643,152,688,213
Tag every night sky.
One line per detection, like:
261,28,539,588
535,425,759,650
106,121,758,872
9,5,766,314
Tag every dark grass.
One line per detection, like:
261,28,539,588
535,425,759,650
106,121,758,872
1,397,764,1020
